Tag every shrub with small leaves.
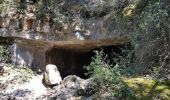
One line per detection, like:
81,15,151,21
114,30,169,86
84,50,137,99
0,45,8,61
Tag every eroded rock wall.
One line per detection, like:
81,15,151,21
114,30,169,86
9,43,46,72
0,0,131,41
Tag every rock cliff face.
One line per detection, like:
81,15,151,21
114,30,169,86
0,0,131,40
0,0,131,77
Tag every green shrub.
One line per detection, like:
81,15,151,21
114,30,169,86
0,45,8,61
84,50,137,99
122,0,170,76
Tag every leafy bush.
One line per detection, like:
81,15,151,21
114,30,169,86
84,50,136,99
122,0,170,76
0,45,8,61
133,1,166,63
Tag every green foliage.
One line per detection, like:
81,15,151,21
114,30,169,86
0,0,21,13
35,1,46,19
125,77,170,100
53,13,70,23
0,45,8,61
126,0,170,75
111,44,140,76
84,50,136,99
19,66,34,80
0,0,10,12
151,66,165,80
5,64,34,83
85,49,170,99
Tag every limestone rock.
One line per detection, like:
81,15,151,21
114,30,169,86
62,75,87,89
43,75,94,100
26,13,35,20
43,22,51,33
11,43,33,67
43,64,62,86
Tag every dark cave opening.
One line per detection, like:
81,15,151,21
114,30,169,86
46,48,94,79
45,45,128,79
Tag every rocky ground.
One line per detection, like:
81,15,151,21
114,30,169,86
0,64,47,100
0,64,93,100
1,63,169,100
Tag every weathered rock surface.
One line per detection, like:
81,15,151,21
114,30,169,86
0,0,130,41
43,64,62,86
39,75,94,100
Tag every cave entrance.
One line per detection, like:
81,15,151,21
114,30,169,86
46,48,94,79
45,45,126,79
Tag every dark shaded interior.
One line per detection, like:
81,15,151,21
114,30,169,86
45,45,127,79
46,49,93,79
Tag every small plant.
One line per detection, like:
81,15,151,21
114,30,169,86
84,50,137,99
0,45,8,61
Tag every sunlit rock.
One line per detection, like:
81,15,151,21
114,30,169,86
74,31,85,40
35,20,42,32
43,22,51,33
43,64,62,86
11,44,33,67
0,28,8,37
26,13,35,19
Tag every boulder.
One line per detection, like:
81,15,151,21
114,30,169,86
43,64,62,86
62,75,88,89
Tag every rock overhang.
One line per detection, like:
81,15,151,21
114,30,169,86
0,35,129,78
0,35,129,52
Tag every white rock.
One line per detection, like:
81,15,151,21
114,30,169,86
43,64,62,86
75,31,85,40
43,22,51,33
